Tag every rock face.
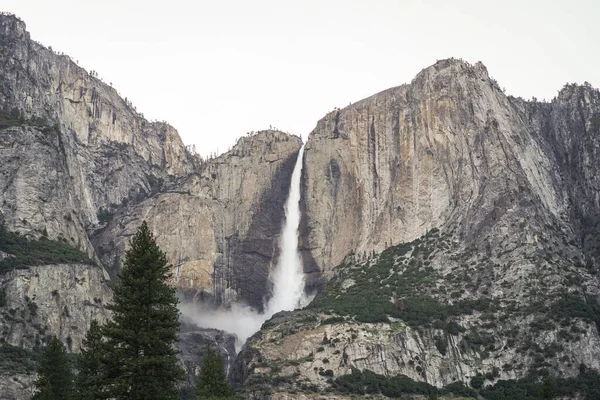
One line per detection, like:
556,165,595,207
238,59,600,396
0,263,111,352
0,262,112,399
300,59,597,273
4,11,600,399
0,14,194,260
177,322,237,387
93,131,302,310
0,14,303,309
0,13,304,398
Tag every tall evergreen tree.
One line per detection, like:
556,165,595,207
195,346,236,400
75,320,104,399
101,221,184,399
33,336,74,400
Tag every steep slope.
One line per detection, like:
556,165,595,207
238,59,600,398
0,13,304,398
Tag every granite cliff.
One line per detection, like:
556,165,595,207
0,13,303,310
0,13,302,398
237,60,600,398
2,11,600,400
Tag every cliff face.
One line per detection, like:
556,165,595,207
0,14,303,309
0,14,193,260
4,11,600,399
301,59,576,273
0,262,112,399
0,263,111,351
94,131,302,310
238,60,600,396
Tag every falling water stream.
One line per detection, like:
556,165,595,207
265,144,308,315
180,145,309,352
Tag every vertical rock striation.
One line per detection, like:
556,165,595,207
0,14,193,260
301,59,600,275
94,131,302,310
239,59,600,395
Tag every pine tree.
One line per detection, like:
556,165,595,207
101,221,184,399
195,346,236,400
75,320,104,399
33,336,74,400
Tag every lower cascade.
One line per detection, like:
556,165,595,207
180,145,309,350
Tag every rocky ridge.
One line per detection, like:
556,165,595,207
94,130,302,309
0,14,194,260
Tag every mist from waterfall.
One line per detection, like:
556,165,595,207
179,145,309,351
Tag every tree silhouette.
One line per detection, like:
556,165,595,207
32,336,74,400
195,346,236,399
100,221,184,399
76,320,104,399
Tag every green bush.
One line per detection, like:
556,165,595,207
549,294,600,330
441,382,477,398
321,316,345,325
434,335,447,355
334,368,437,397
333,368,485,398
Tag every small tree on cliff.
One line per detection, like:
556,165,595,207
195,346,236,400
33,336,74,400
100,221,184,399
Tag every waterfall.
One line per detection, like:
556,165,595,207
179,145,310,351
265,144,307,316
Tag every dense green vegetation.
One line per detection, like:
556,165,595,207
32,336,74,400
334,368,438,397
27,222,185,400
75,320,103,399
195,346,236,400
99,221,184,399
332,368,600,400
0,222,92,271
548,294,600,330
309,229,494,332
0,343,39,374
481,368,600,400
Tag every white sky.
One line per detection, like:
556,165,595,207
3,0,599,157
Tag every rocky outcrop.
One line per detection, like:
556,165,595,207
0,14,194,260
4,11,600,398
0,14,304,309
0,261,111,399
0,263,111,352
93,131,302,309
0,373,34,400
238,59,600,396
0,14,305,397
177,322,237,388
